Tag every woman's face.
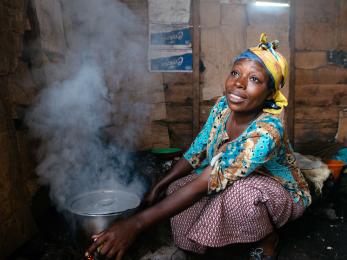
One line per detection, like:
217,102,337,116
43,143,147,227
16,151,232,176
224,58,273,113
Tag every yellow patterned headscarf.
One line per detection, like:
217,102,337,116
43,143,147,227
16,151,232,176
235,33,288,114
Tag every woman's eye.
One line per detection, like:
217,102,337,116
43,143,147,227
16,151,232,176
231,70,239,77
250,76,260,83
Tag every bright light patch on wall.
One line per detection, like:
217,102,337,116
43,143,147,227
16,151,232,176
255,1,290,7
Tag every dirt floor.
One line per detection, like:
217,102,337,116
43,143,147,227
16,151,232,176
7,159,347,260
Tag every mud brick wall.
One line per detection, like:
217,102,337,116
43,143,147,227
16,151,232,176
294,0,347,152
0,0,37,258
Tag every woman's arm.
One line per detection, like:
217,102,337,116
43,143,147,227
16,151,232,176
86,166,211,259
151,96,225,195
143,157,193,206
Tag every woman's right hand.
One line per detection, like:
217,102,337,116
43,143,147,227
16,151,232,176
86,216,142,260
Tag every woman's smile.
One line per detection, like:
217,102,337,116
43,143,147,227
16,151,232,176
227,92,247,104
225,58,272,113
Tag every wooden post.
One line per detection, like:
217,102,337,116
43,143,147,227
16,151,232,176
288,0,296,145
192,0,200,138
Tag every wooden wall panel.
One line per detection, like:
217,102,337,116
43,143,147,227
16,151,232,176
296,85,347,107
294,0,347,153
166,106,192,123
164,83,193,104
163,72,193,148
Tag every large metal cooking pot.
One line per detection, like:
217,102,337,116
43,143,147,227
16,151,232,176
65,189,141,250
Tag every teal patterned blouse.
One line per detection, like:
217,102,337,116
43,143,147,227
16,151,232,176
184,96,312,207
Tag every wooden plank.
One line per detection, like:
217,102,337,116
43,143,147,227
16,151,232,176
296,118,337,125
192,0,201,138
296,67,347,85
295,106,340,120
166,105,192,123
295,122,338,130
163,73,192,84
164,83,193,104
295,51,327,69
295,84,347,106
294,141,337,155
295,127,337,143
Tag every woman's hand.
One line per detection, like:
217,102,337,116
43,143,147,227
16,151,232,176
142,184,162,207
85,216,142,260
143,158,194,208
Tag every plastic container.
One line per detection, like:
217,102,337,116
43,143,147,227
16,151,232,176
150,147,182,160
325,159,345,181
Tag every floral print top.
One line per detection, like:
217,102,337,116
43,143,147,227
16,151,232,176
184,96,312,207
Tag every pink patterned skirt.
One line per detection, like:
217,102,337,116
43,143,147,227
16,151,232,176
167,173,305,254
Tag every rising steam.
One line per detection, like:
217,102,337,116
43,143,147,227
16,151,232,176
26,0,151,209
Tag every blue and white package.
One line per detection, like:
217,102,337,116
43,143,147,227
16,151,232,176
149,49,192,72
150,24,191,48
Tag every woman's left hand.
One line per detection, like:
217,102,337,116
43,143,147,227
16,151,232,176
85,216,141,260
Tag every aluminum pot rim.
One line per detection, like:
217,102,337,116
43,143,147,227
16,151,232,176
66,189,141,217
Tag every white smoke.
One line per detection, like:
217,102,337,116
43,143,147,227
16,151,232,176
26,0,151,209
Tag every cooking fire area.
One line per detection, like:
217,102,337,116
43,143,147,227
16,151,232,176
8,152,181,260
7,151,347,260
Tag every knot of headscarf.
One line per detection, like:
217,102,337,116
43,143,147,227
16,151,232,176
234,33,288,115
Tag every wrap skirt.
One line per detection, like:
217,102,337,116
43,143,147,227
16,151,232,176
167,173,305,254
